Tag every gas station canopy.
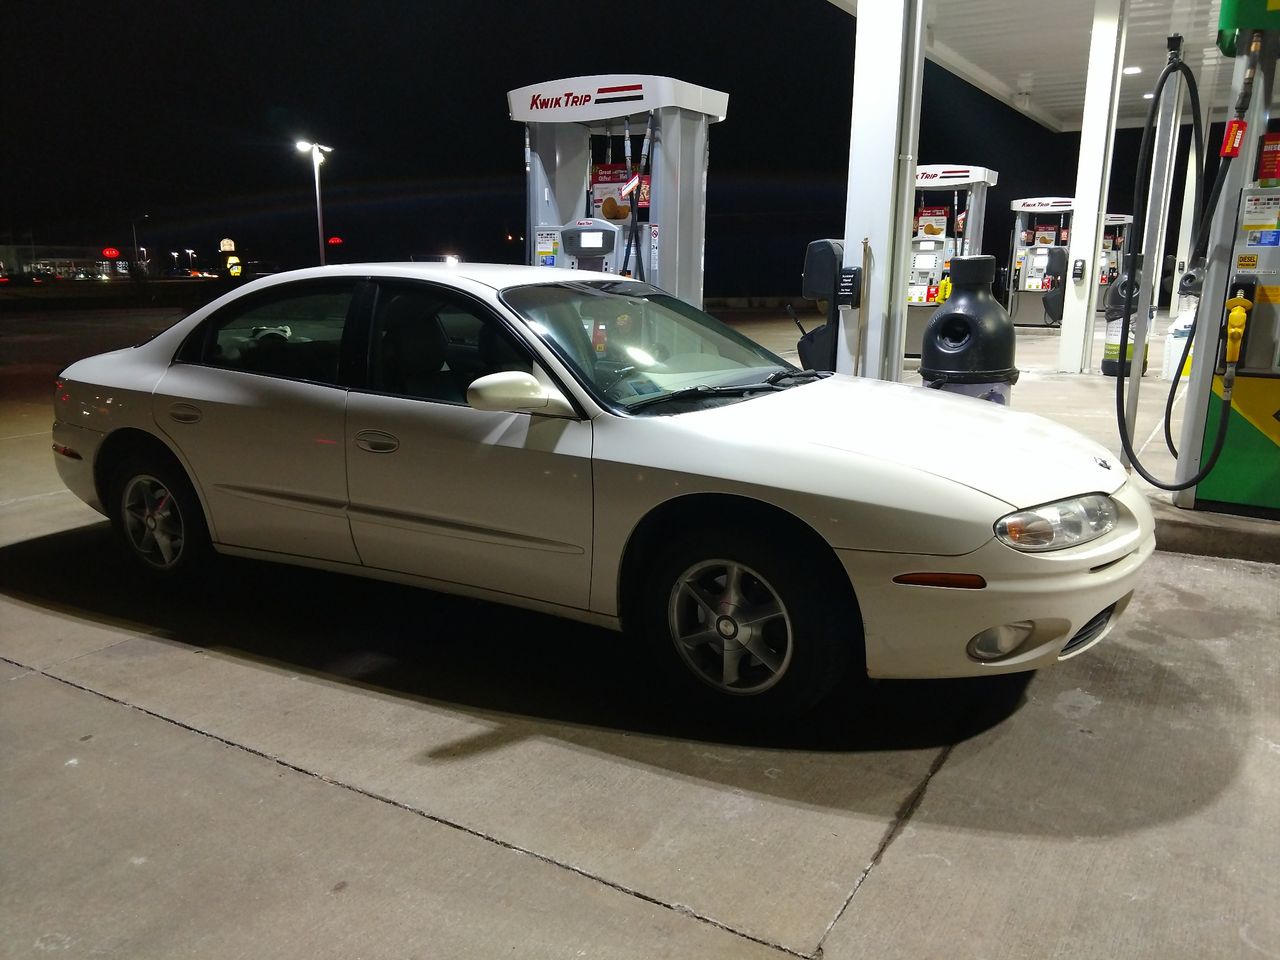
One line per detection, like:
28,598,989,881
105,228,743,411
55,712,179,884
828,0,1234,131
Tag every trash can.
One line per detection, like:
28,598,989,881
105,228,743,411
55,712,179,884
1102,263,1151,377
919,255,1019,404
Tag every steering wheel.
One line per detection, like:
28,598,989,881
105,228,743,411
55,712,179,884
252,325,290,343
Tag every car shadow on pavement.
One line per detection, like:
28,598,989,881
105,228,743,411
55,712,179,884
2,521,1028,752
0,522,1248,836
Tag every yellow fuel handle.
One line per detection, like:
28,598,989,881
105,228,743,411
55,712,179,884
1224,292,1251,365
936,275,952,304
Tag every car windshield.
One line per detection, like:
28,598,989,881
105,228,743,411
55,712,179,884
501,280,798,413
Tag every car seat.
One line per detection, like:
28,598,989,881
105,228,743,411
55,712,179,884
478,322,531,375
380,294,463,401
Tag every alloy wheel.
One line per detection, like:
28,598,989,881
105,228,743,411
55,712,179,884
122,474,186,569
667,559,794,695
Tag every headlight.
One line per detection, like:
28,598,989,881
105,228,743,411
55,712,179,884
994,494,1118,552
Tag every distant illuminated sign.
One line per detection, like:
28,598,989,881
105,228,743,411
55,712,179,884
219,238,236,253
327,236,343,246
102,247,120,258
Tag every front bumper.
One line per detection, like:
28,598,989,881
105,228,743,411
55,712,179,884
839,481,1156,679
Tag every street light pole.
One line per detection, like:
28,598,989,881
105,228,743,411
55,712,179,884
130,213,149,276
185,249,195,270
296,140,333,265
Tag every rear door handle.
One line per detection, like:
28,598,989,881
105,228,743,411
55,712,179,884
354,430,399,454
168,402,202,424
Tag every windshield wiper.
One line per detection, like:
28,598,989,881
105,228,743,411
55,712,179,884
625,382,781,412
763,368,833,385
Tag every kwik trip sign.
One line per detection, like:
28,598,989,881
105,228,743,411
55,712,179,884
509,75,728,126
527,82,645,112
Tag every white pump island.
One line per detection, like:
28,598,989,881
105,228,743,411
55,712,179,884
508,74,728,307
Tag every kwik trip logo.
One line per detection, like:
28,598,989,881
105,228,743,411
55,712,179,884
528,82,645,111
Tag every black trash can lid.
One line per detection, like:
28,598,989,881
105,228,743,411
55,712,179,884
949,255,996,285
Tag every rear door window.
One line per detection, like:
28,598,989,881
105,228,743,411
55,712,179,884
186,280,360,385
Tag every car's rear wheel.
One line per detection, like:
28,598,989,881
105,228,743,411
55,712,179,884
635,526,855,714
108,455,209,576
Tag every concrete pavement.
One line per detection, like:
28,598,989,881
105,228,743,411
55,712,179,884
3,530,1276,958
1,306,1278,958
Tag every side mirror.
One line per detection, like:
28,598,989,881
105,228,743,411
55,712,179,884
466,371,576,417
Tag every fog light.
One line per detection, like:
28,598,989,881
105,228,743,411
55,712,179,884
967,621,1035,661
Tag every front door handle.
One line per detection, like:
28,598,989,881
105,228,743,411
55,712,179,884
354,430,399,454
168,402,202,424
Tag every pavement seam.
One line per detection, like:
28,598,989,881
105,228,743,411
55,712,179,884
0,430,51,441
0,490,72,508
812,743,955,956
14,657,808,960
0,634,137,674
1,657,35,680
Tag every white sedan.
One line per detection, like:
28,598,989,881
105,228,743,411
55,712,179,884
52,263,1155,712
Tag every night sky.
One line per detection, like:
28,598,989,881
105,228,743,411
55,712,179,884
3,1,1160,296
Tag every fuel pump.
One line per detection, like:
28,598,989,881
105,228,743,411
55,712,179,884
1096,220,1128,303
904,165,998,356
1007,200,1133,326
1180,186,1280,515
1115,23,1280,519
1007,197,1071,327
508,74,728,307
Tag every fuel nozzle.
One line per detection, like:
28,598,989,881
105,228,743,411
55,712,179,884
936,274,953,304
1217,283,1253,398
1224,288,1251,365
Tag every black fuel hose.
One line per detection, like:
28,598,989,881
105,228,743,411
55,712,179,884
1114,35,1258,490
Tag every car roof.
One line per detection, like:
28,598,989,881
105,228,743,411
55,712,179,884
248,262,632,292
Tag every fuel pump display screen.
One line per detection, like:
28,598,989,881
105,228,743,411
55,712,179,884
562,223,619,258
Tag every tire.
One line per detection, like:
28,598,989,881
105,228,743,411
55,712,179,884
107,453,210,577
633,525,856,715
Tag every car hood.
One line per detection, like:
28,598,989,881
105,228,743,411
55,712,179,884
693,374,1125,508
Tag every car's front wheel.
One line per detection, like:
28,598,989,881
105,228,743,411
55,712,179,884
635,526,856,714
108,455,209,576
